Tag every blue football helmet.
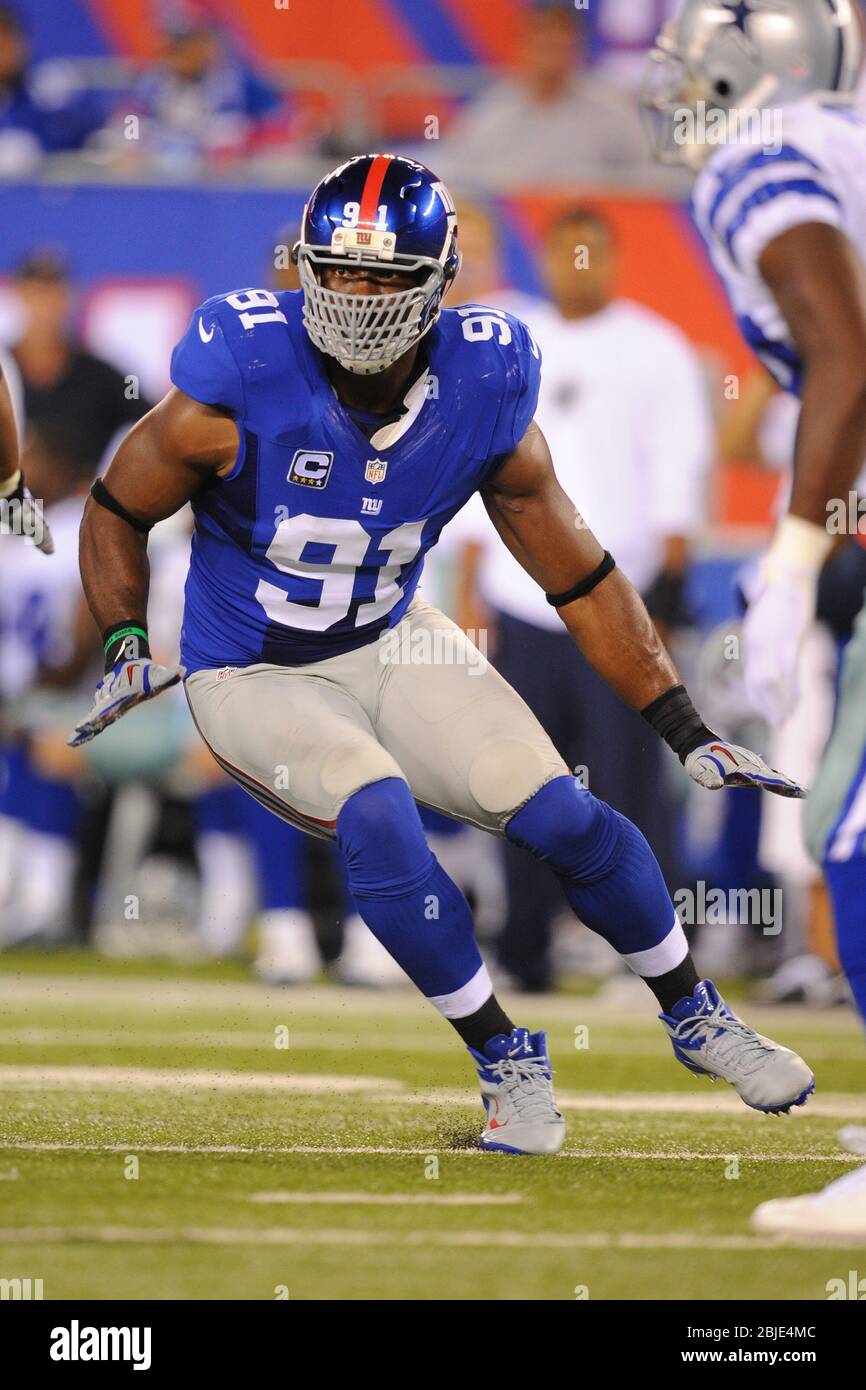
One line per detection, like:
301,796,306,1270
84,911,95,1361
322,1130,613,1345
293,153,460,374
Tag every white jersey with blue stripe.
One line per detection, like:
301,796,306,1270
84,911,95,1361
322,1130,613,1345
691,97,866,393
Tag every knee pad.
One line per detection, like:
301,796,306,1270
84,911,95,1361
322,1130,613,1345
506,774,621,882
336,777,433,898
469,733,567,817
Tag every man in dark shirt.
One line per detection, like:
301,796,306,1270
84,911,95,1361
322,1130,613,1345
12,250,152,476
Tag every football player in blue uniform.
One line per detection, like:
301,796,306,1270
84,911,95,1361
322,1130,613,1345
71,153,812,1155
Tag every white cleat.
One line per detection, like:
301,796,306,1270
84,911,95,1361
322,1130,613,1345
470,1027,566,1155
335,914,408,988
659,980,814,1113
254,909,320,985
752,1130,866,1241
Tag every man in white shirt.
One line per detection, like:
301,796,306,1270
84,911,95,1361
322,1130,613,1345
454,205,713,988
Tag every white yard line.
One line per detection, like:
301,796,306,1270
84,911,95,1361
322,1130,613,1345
0,1027,456,1053
0,972,860,1035
0,1063,864,1120
0,1026,853,1062
0,1065,401,1093
0,1224,861,1250
247,1191,523,1205
0,1139,860,1163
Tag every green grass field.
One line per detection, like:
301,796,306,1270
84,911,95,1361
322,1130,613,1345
0,951,864,1301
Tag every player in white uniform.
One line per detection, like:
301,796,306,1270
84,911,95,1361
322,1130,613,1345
645,0,866,1235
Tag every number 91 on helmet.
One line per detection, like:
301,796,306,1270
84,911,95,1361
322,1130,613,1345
292,152,461,376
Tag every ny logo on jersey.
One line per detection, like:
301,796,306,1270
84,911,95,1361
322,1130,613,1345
360,497,382,515
288,450,334,489
364,458,388,485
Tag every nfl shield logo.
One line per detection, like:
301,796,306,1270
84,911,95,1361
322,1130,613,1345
364,458,388,485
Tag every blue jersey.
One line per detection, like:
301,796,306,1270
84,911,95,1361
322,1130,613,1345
170,289,540,672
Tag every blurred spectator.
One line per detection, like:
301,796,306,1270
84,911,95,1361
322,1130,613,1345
452,205,713,989
450,202,513,309
438,2,650,189
11,249,152,477
0,424,95,946
122,17,287,171
0,5,104,174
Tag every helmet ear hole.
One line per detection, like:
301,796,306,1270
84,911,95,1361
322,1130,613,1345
714,78,732,98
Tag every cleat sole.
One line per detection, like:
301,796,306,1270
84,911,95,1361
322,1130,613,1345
479,1138,546,1156
672,1051,816,1114
746,1079,816,1115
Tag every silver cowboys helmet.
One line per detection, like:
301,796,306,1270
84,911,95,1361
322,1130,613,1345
642,0,864,165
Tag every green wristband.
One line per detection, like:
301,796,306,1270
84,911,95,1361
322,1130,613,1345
103,625,149,654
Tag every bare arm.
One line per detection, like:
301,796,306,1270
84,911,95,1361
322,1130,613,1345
481,419,679,711
79,387,238,638
758,221,866,523
717,368,780,468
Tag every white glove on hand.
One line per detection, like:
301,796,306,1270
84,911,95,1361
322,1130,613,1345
68,658,185,747
684,737,807,798
0,469,54,554
741,516,832,724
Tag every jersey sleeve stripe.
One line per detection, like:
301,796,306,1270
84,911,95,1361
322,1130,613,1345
706,144,822,232
723,179,840,257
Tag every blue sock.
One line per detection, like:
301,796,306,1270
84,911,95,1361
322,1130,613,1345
194,785,244,835
824,856,866,1032
240,794,308,911
337,778,487,1012
20,760,80,838
506,775,683,971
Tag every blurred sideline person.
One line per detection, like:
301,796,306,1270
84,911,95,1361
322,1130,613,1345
116,16,286,173
453,205,713,989
11,249,152,476
70,152,812,1157
0,318,51,555
645,0,866,1235
0,5,104,174
438,1,650,189
0,424,93,944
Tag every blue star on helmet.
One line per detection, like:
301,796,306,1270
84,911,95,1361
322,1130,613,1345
722,0,754,33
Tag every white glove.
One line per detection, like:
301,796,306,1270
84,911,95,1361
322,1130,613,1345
741,516,832,724
685,737,807,798
69,658,185,747
0,469,54,554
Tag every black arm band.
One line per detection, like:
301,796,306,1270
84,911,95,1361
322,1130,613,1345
641,684,716,764
90,478,153,534
545,551,616,608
